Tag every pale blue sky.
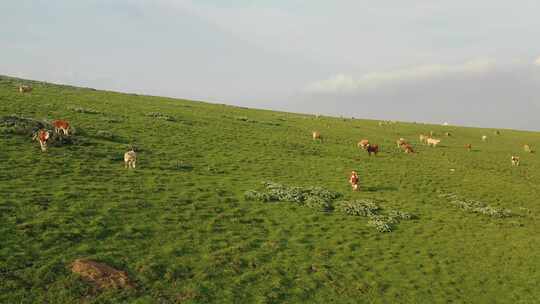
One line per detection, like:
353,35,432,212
2,0,540,130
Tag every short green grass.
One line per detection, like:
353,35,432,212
1,75,540,303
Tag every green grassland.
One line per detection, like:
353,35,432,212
1,75,540,303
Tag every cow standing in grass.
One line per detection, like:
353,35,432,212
511,156,520,166
19,85,32,93
396,138,406,148
357,139,369,150
366,144,379,156
402,144,415,154
52,120,71,136
419,134,428,145
312,131,322,142
427,138,441,147
465,144,472,152
524,144,533,153
349,171,359,191
32,129,50,152
124,150,137,169
482,135,487,142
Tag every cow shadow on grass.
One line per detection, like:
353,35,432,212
363,185,398,192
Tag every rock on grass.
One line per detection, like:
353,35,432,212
70,259,135,289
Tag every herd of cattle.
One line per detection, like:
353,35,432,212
16,84,533,173
312,125,533,169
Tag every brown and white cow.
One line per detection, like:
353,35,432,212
357,139,369,150
52,120,70,136
124,150,137,169
366,144,379,156
32,129,50,152
19,85,32,93
511,156,520,166
465,144,472,152
349,170,359,191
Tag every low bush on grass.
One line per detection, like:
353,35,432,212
68,106,101,114
246,183,413,231
0,115,50,136
439,192,513,218
244,181,341,210
147,112,176,121
95,130,116,140
335,200,415,232
334,199,380,216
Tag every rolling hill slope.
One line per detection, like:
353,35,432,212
1,75,540,303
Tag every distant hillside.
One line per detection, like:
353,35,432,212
1,75,540,303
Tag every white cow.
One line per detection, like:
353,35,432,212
124,150,137,169
427,138,441,147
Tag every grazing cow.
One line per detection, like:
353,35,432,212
349,171,359,191
396,138,407,148
124,150,137,169
357,139,369,150
494,130,500,135
312,131,322,141
482,135,487,141
426,138,441,147
524,144,533,153
19,85,32,93
465,144,472,151
511,156,520,166
419,134,428,144
32,129,50,152
52,120,70,136
403,144,415,154
445,132,451,137
366,144,379,156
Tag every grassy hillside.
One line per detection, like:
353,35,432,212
1,75,540,303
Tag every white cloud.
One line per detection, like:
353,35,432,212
535,56,540,66
305,59,497,93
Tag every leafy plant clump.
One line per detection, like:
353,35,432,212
0,115,50,136
244,181,341,210
439,192,513,218
334,199,380,216
147,112,176,121
69,106,101,114
335,200,415,232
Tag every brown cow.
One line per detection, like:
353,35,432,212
403,144,415,154
366,144,379,156
465,144,472,151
